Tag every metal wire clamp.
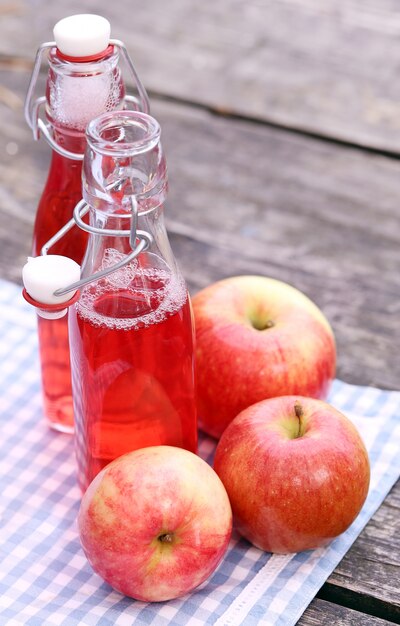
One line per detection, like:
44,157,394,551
24,40,150,161
41,196,153,297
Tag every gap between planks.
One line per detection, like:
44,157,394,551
317,582,400,624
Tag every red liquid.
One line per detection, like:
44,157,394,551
33,146,87,432
69,270,197,491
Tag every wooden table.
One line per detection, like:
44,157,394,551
1,2,399,624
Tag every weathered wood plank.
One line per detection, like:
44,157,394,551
301,598,397,626
2,0,400,152
323,486,400,622
0,69,399,617
159,104,400,392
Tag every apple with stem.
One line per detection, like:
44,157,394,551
78,446,232,601
192,276,336,439
214,396,370,553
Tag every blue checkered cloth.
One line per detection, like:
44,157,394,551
1,278,399,626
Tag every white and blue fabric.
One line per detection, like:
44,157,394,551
1,278,399,626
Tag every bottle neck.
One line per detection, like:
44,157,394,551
45,47,125,155
51,127,87,155
82,203,166,266
80,111,175,283
83,113,168,215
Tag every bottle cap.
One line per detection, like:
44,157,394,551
22,256,81,319
53,14,111,58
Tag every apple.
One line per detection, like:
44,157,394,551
214,396,370,553
78,446,232,601
192,276,336,439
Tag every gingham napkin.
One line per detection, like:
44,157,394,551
1,278,399,626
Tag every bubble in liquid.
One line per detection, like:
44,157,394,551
101,249,139,289
51,72,122,131
77,248,187,330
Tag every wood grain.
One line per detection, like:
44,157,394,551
3,0,400,153
159,102,399,392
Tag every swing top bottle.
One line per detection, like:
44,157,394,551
25,14,149,431
68,111,198,491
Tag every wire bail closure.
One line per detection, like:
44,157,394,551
24,40,150,161
41,196,153,298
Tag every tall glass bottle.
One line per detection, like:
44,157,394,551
25,15,149,432
68,111,197,492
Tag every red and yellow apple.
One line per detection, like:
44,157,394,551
78,446,232,601
192,276,336,438
214,396,370,553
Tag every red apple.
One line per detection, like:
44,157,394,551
78,446,232,601
192,276,336,438
214,396,370,553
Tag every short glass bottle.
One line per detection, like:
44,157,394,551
68,111,198,491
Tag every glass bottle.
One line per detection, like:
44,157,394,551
25,15,149,432
68,111,197,492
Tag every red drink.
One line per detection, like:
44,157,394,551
37,314,74,431
33,145,87,432
69,264,197,491
32,143,86,262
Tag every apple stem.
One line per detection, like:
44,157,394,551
158,533,174,544
293,401,305,438
294,402,304,419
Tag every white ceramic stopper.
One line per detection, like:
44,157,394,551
23,256,81,319
53,14,111,57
